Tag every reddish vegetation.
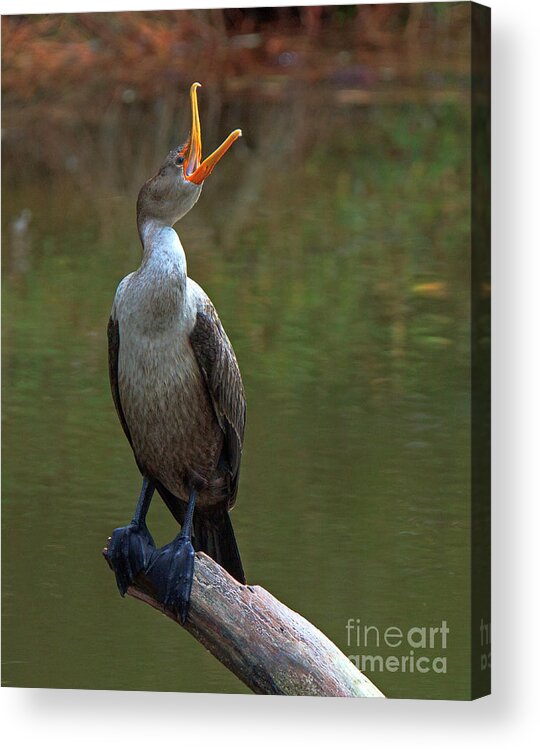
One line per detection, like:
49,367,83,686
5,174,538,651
2,6,470,182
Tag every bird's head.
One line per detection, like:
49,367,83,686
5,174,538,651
137,82,241,229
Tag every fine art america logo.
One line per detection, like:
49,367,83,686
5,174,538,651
346,619,449,674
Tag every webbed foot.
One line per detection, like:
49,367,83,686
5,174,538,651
106,522,155,596
148,535,195,624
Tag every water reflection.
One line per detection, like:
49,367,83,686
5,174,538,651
3,92,470,698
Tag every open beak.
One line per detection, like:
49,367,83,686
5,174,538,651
185,82,241,185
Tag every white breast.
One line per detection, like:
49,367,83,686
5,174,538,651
114,231,194,410
111,227,218,498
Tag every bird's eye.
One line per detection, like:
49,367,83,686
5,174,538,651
175,155,184,166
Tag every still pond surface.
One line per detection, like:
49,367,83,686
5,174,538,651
2,96,471,699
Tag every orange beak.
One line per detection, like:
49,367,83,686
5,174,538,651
185,82,242,185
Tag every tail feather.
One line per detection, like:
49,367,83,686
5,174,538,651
156,482,246,584
192,508,246,584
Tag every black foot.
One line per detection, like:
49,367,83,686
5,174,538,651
106,522,155,596
148,535,195,624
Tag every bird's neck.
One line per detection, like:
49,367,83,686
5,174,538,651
138,217,187,289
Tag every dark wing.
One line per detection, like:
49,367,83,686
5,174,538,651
107,316,134,450
189,303,246,509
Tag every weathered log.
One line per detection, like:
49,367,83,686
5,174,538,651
103,543,384,697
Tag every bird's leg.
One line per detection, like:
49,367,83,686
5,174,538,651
148,488,197,624
107,476,156,596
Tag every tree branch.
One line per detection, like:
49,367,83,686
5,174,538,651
103,543,384,697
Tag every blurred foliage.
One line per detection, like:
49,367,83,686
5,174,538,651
2,4,471,186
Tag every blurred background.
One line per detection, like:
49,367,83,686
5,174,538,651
3,3,476,698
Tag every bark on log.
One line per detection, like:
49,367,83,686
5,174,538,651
103,544,384,698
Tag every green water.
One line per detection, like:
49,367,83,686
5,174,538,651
2,101,472,699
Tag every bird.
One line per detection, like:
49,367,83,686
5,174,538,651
107,82,246,623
